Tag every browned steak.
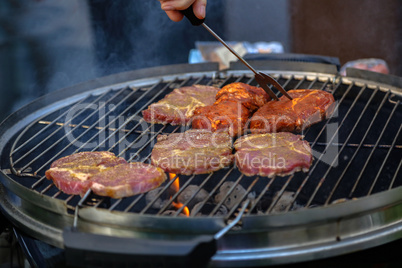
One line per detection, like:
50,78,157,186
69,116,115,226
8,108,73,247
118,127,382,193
234,133,312,177
142,85,219,125
249,89,335,133
45,151,166,198
191,100,251,137
214,82,271,112
191,82,270,137
151,129,234,175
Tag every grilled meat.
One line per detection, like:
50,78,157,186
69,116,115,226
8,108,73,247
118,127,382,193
249,89,335,133
192,100,251,138
215,82,271,112
142,84,219,125
192,82,270,137
151,129,233,175
45,151,166,198
234,133,312,177
88,162,167,199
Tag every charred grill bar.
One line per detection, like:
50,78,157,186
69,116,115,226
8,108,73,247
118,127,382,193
0,61,401,266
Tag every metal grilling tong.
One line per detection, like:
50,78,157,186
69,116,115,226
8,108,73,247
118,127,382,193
182,7,292,101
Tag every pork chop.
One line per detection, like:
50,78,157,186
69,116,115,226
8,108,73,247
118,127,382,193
151,129,234,175
142,84,219,125
191,100,251,137
234,133,312,177
192,82,270,137
45,151,166,198
214,82,270,112
249,89,335,133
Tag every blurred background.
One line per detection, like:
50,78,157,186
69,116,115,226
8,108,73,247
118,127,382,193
0,0,401,123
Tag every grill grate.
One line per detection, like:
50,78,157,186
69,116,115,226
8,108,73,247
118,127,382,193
5,72,402,220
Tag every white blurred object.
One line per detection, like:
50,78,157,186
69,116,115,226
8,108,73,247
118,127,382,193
243,41,284,54
189,41,284,69
340,58,389,76
214,43,248,69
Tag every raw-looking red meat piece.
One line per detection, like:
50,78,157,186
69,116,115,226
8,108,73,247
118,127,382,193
234,133,312,177
249,89,335,133
89,162,167,199
45,151,166,198
151,129,234,175
142,84,219,125
192,82,270,137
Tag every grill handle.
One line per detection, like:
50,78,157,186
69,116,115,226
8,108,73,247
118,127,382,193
63,228,216,268
65,200,249,267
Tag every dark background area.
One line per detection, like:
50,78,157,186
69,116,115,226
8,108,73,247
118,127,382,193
0,0,225,123
290,0,402,76
1,0,401,123
87,0,225,75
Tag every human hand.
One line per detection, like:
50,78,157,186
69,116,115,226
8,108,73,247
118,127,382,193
159,0,206,22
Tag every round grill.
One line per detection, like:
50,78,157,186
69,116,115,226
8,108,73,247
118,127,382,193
0,61,401,266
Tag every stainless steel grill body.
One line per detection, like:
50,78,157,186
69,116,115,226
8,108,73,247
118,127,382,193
0,61,401,266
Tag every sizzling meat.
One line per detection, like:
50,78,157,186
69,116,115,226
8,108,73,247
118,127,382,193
192,100,251,138
214,82,271,112
249,89,335,133
192,82,270,137
142,84,219,125
151,129,233,175
234,133,312,177
45,151,166,198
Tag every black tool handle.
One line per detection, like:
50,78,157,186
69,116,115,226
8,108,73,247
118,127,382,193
182,6,205,26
